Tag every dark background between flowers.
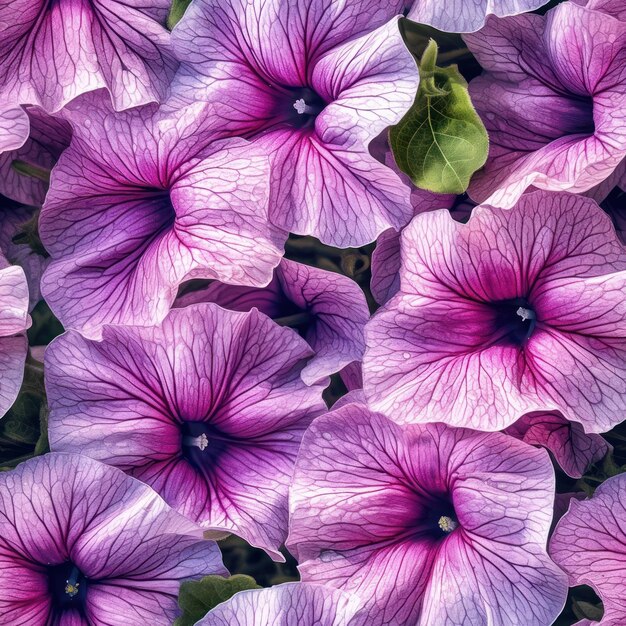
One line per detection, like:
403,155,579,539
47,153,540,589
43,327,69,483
1,3,623,625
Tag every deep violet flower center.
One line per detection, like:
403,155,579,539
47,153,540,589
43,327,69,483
48,562,88,612
180,421,231,468
489,297,537,345
563,95,595,136
418,494,459,539
283,87,326,128
437,515,458,533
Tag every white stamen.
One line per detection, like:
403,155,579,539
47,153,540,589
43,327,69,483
184,433,209,451
516,306,536,322
293,98,315,115
438,515,458,533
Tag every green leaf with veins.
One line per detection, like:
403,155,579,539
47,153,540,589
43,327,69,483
167,0,192,30
390,39,488,194
175,575,260,626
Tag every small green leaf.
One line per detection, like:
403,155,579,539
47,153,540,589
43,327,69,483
390,39,488,194
175,575,260,626
167,0,192,30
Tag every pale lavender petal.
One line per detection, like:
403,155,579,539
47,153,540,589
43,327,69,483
175,260,369,385
505,412,610,478
586,0,626,19
407,0,550,33
259,129,412,247
288,405,567,625
0,107,71,206
0,0,177,112
277,260,368,385
0,262,30,418
339,361,363,392
0,105,28,152
196,583,365,626
0,263,30,336
47,304,325,559
369,192,466,306
550,473,626,626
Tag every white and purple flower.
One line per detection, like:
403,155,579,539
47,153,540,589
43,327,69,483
288,404,568,625
364,191,626,433
169,0,418,247
550,473,626,626
0,452,226,625
39,92,284,338
464,1,626,207
46,303,326,560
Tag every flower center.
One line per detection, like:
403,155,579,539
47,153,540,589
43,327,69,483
48,562,87,612
437,515,458,533
180,421,231,469
490,297,537,346
285,87,326,129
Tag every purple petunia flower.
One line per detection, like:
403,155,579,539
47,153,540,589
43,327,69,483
363,191,626,433
404,0,550,33
0,452,226,625
288,404,568,626
169,0,418,247
464,1,626,208
175,259,369,385
550,473,626,626
39,92,285,339
504,412,610,479
0,0,177,114
46,303,326,560
196,582,367,626
0,252,30,418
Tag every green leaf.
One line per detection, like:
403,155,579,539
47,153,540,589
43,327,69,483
390,39,488,194
167,0,192,30
175,575,260,626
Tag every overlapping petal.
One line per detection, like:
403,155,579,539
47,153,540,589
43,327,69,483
0,0,177,113
176,259,369,384
0,107,71,206
196,583,366,626
550,473,626,626
465,3,626,207
46,303,326,560
406,0,550,33
370,190,474,305
364,191,626,432
0,255,30,419
0,105,29,153
505,412,609,478
0,452,225,626
288,405,567,626
39,92,284,338
170,0,417,246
